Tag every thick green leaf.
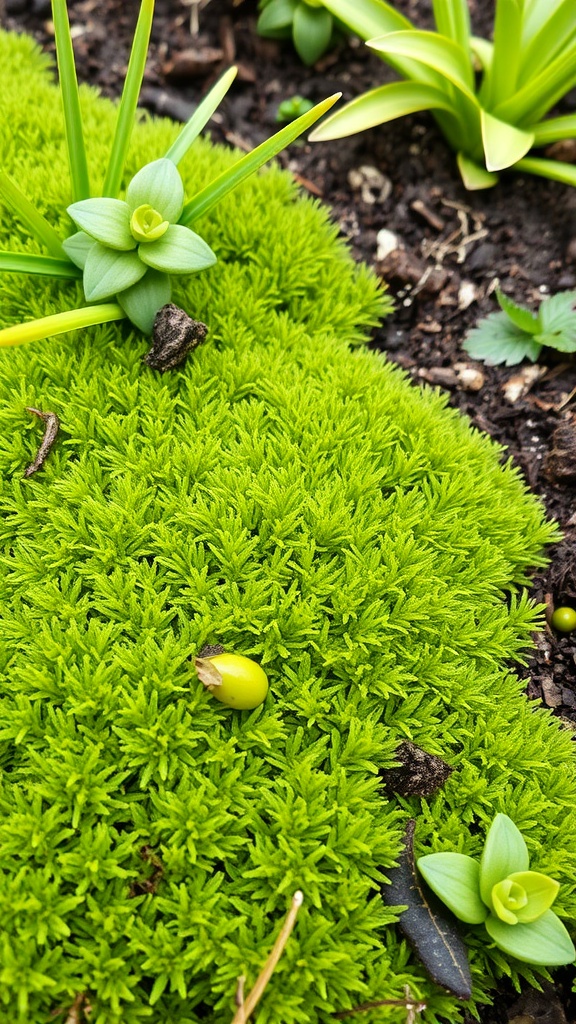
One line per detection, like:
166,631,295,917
67,199,134,250
126,159,185,223
417,853,487,924
0,171,68,260
257,0,298,33
293,5,333,66
481,110,534,172
102,0,155,198
83,243,146,301
507,871,560,923
456,152,499,190
432,0,470,52
309,81,456,141
519,0,576,86
496,290,539,334
0,251,81,279
530,114,576,146
367,30,475,94
164,67,238,166
515,156,576,187
485,909,576,966
479,815,530,910
383,822,473,999
463,312,542,366
470,36,493,73
117,269,171,334
480,0,522,109
495,41,576,125
138,224,216,274
62,231,94,269
180,93,340,226
539,290,576,334
0,303,125,348
51,0,90,201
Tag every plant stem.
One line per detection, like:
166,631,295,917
51,0,91,201
0,304,126,348
0,172,69,260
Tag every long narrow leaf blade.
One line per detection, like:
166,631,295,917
179,93,341,226
518,0,576,86
481,111,534,171
457,152,499,190
51,0,90,201
103,0,155,197
0,171,68,259
0,304,125,348
0,252,81,279
367,30,475,94
515,156,576,188
480,0,522,108
164,67,238,166
495,42,576,124
530,114,576,146
309,81,456,141
432,0,470,53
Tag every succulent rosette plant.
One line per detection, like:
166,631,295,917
418,813,575,966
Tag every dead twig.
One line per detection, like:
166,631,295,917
24,407,60,477
333,986,427,1021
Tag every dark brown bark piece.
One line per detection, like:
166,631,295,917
382,741,454,797
382,820,472,1000
144,304,208,372
23,406,60,477
197,643,226,659
544,421,576,483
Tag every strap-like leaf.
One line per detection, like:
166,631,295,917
0,251,81,279
480,0,522,108
51,0,90,201
515,156,576,188
179,93,340,227
367,30,475,94
0,171,68,259
495,40,576,124
309,81,457,141
102,0,155,198
164,67,238,166
456,152,499,190
481,110,534,172
529,113,576,146
432,0,470,53
0,304,125,348
519,0,576,84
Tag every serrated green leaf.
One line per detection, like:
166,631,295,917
535,331,576,354
463,312,542,366
539,289,576,334
126,159,185,223
138,225,216,274
117,269,171,334
481,110,534,172
485,909,576,966
67,199,134,250
257,0,298,33
62,231,95,269
456,152,499,190
417,853,487,924
479,815,529,910
83,243,146,301
310,81,455,141
293,5,333,65
496,290,539,334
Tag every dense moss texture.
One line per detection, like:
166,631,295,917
1,29,575,1024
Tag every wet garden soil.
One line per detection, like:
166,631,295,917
2,0,576,1020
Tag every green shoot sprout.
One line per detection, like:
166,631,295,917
0,0,340,348
418,813,575,966
463,288,576,366
257,0,336,66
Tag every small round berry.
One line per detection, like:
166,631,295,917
195,653,269,710
551,606,576,633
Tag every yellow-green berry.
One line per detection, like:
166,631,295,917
551,606,576,633
195,653,269,710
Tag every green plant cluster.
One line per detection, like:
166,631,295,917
464,289,576,366
257,0,337,67
1,29,576,1024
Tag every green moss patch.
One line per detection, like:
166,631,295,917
0,29,575,1024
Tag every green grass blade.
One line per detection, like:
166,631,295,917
0,303,126,348
0,171,68,259
164,67,238,166
518,0,576,86
495,42,576,124
309,81,457,140
480,0,522,109
529,114,576,146
0,252,81,278
432,0,471,53
179,93,341,227
470,36,493,73
102,0,155,197
515,156,576,187
521,0,568,45
51,0,90,201
367,31,475,94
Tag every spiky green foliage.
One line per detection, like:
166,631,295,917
1,29,576,1024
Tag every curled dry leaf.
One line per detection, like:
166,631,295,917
381,820,472,1000
195,657,223,688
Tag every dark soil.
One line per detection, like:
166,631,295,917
2,1,576,1020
